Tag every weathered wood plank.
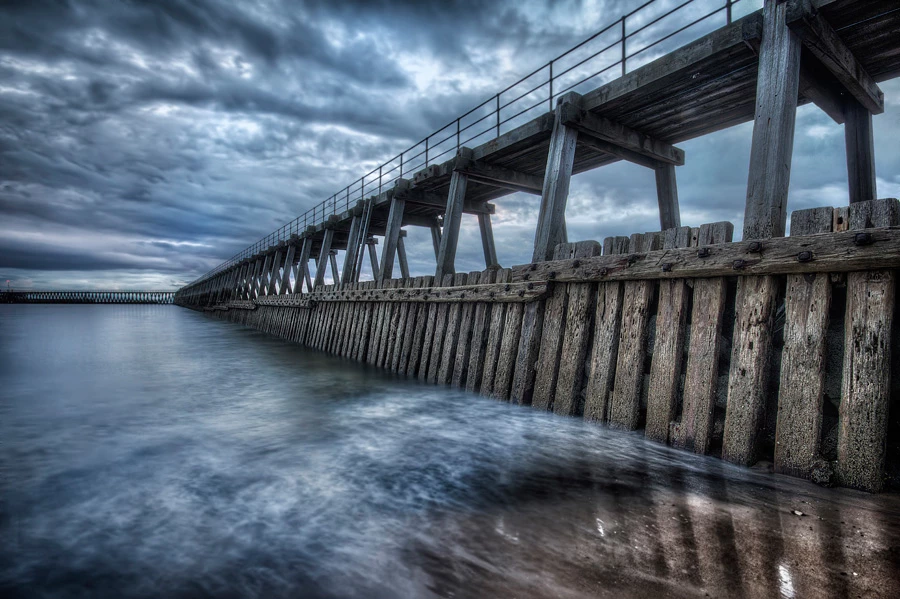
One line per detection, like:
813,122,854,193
645,226,693,443
672,221,733,453
427,274,455,384
465,270,496,393
507,226,900,283
452,271,486,388
722,274,780,466
406,276,435,378
774,207,833,477
438,273,469,385
480,269,511,397
309,281,550,303
837,198,898,492
608,233,660,430
494,298,525,401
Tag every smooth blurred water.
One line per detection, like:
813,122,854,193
1,305,899,599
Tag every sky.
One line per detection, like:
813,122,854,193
1,0,899,291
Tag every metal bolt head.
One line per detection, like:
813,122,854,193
661,263,673,272
698,247,711,258
748,241,763,253
797,251,813,263
854,232,873,246
732,259,747,270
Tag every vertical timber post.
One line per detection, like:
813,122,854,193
297,235,314,293
478,213,499,268
328,249,340,286
430,223,442,262
342,213,363,284
655,164,681,229
743,0,802,241
366,237,379,280
314,228,335,289
397,231,410,279
435,152,472,281
533,92,580,262
844,100,876,204
379,192,406,285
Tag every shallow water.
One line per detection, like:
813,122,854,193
1,305,898,599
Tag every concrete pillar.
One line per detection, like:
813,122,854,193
533,92,580,262
435,170,468,280
743,0,802,240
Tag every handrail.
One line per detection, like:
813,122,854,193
184,0,750,289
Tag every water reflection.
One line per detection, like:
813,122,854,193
1,305,898,598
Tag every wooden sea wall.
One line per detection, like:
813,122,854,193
177,200,900,492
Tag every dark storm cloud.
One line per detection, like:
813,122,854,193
1,0,898,289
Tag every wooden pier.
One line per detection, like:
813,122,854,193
176,0,900,491
2,291,175,304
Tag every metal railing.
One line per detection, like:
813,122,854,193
185,0,757,289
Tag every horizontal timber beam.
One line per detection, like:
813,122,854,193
457,161,544,195
309,281,549,304
559,103,685,166
786,1,884,114
509,226,900,283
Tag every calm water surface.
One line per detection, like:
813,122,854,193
1,305,898,598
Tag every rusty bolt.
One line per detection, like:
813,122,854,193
572,259,581,268
698,247,711,258
732,259,747,270
854,232,873,246
549,271,557,280
505,284,511,292
518,290,525,297
748,241,763,253
600,268,609,277
530,263,537,271
527,282,534,290
661,263,673,272
797,251,813,263
489,291,495,298
524,273,530,281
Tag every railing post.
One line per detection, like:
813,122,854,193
456,119,460,150
496,94,500,136
425,137,429,167
726,0,733,24
621,16,627,76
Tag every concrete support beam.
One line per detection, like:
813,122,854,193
478,213,499,268
379,195,406,284
744,0,802,241
435,170,469,281
844,99,876,204
397,232,410,279
654,163,681,229
366,237,379,280
314,228,335,288
533,93,579,262
341,214,363,284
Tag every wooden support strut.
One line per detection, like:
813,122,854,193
435,167,470,281
314,228,334,289
379,192,406,284
744,0,802,241
533,92,580,263
297,236,314,293
342,213,363,284
478,213,499,268
397,231,410,280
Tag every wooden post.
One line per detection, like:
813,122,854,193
297,236,313,293
397,231,410,279
267,249,283,295
314,228,334,288
837,198,898,491
478,213,499,268
342,214,363,283
654,164,681,230
328,249,340,286
844,100,876,204
743,0,802,240
774,207,832,478
379,197,406,284
366,237,379,280
430,223,442,262
533,92,580,262
435,170,468,281
279,244,296,294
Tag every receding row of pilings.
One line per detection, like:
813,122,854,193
177,198,900,492
0,291,175,304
